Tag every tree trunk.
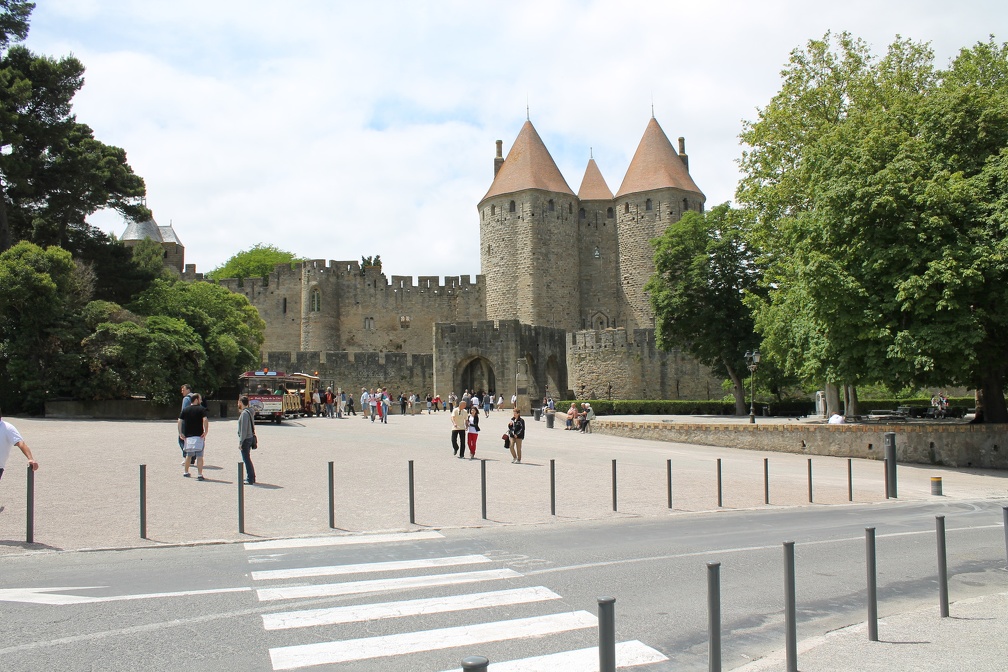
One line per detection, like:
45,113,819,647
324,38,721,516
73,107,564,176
725,361,747,416
980,371,1008,423
825,383,841,416
844,384,860,416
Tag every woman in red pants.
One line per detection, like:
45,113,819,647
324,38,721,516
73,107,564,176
465,405,480,458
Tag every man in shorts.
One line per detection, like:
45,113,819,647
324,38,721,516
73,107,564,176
0,409,39,492
178,393,209,480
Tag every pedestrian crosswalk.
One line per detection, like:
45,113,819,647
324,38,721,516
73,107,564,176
248,531,669,671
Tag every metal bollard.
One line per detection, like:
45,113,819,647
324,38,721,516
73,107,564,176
550,459,556,516
866,527,878,641
1003,506,1008,569
140,464,147,539
598,596,616,672
936,515,949,617
328,461,335,529
481,459,487,520
238,463,245,534
847,458,853,502
884,460,890,499
408,460,415,525
717,458,723,508
807,458,813,503
930,477,943,496
26,464,35,544
783,541,797,672
611,459,617,512
460,655,489,671
707,562,722,672
764,457,769,505
667,459,673,509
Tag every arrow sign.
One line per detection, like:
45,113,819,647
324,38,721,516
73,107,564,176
0,585,251,605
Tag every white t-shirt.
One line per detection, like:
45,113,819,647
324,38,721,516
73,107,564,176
1,420,25,469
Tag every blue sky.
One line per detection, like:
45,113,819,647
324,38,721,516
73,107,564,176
22,0,1008,279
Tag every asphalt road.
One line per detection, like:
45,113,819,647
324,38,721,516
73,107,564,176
0,499,1005,671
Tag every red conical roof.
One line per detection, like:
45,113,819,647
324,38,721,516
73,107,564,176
481,120,574,202
615,117,703,198
577,158,614,201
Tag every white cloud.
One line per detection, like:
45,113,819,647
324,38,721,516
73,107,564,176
25,0,1008,278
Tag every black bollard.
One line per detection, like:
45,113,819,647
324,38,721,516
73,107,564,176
1003,506,1008,569
611,459,617,512
550,459,556,516
848,458,853,502
866,527,878,641
26,464,34,544
238,463,245,534
783,541,797,672
764,457,769,505
807,458,813,503
936,515,949,617
667,459,673,510
408,460,415,525
328,461,335,529
460,655,489,671
140,464,147,539
598,596,616,672
717,458,723,508
481,459,487,520
707,561,722,672
884,459,890,499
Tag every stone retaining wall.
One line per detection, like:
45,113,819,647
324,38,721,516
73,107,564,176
594,419,1008,469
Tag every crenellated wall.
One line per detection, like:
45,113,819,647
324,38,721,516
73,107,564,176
264,349,434,398
567,328,721,401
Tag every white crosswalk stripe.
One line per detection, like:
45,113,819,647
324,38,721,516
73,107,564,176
251,535,668,670
269,611,598,669
262,586,561,630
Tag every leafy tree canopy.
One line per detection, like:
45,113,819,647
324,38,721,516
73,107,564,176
738,33,1008,421
206,244,303,281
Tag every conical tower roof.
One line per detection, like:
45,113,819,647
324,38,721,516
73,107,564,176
481,120,574,202
577,158,614,201
615,117,703,198
121,218,163,243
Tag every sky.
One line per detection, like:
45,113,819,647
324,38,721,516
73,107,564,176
22,0,1008,280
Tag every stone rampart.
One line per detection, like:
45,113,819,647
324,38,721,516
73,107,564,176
593,420,1008,469
264,350,432,396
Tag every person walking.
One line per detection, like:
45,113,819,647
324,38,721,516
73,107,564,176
450,400,467,458
381,388,390,423
346,393,356,416
179,392,209,480
324,388,335,418
311,388,322,417
370,389,380,423
483,394,492,418
511,393,517,409
179,383,196,467
399,392,407,416
237,396,257,485
0,408,39,487
465,405,480,459
508,407,525,463
360,388,371,421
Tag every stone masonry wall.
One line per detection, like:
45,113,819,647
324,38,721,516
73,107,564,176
568,328,722,400
594,420,1008,469
577,199,622,330
264,350,432,399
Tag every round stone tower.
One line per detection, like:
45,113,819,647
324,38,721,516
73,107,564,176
478,120,579,331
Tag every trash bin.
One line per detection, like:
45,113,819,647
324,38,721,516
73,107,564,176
545,411,555,429
534,408,542,421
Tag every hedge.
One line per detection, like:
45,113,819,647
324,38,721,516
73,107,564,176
554,398,816,417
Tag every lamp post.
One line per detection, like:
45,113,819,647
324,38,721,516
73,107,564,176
745,349,761,424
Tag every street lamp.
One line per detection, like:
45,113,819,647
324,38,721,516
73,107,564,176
745,349,761,424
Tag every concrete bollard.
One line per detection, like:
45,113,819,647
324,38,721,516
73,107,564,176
598,596,616,672
707,562,722,672
930,477,943,496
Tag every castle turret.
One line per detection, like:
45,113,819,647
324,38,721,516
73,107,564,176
615,117,705,331
576,157,620,330
478,120,579,331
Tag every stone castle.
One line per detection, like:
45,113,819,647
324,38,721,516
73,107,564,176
132,116,722,406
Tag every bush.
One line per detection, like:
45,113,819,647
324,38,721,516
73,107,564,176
555,398,816,417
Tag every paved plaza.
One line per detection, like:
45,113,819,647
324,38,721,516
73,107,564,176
0,411,1004,552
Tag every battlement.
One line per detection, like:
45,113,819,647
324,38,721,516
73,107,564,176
569,328,666,351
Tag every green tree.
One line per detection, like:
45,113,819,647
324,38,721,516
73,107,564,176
129,278,265,397
646,205,763,415
360,255,381,275
206,244,302,281
0,2,149,253
738,34,1008,421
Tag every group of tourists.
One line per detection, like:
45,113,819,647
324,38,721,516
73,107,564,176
449,398,526,463
564,402,595,433
311,387,350,418
177,383,257,485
